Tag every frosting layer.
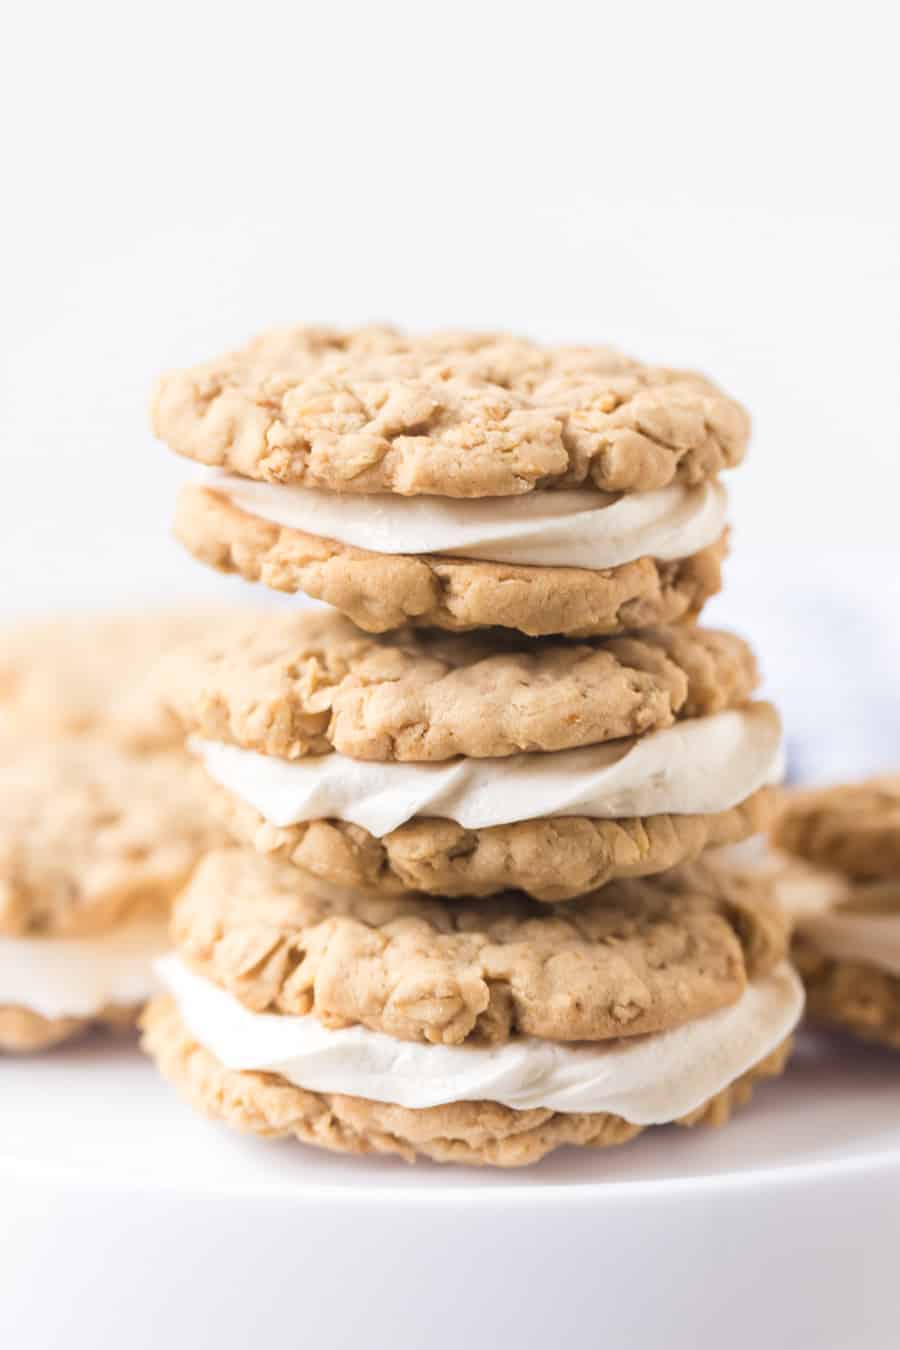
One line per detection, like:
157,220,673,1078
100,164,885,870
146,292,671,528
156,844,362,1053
800,910,900,977
193,703,783,838
207,471,728,570
0,918,169,1018
157,956,803,1124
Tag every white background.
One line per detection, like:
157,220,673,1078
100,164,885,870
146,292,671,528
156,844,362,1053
2,1,898,776
2,15,900,1346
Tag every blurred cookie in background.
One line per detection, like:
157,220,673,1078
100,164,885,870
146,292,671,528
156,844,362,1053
772,779,900,1049
0,611,237,749
0,737,228,1053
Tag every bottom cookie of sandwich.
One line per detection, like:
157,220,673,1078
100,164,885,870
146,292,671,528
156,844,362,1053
142,981,797,1169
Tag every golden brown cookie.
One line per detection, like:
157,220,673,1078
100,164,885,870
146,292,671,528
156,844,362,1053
208,775,776,902
0,611,235,748
0,738,228,938
152,326,750,499
176,484,726,637
142,996,791,1167
157,608,758,761
773,777,900,881
171,848,789,1045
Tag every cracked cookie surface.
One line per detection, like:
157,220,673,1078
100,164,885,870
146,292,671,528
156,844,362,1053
176,484,726,637
158,608,757,761
172,848,789,1046
142,997,791,1166
152,326,750,499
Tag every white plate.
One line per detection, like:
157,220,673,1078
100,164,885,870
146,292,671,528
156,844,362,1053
2,1030,898,1350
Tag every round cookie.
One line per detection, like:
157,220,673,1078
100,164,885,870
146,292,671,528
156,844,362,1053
158,609,760,762
0,737,228,1052
170,849,789,1043
152,326,751,498
174,483,727,638
773,777,900,881
142,850,799,1166
0,611,235,748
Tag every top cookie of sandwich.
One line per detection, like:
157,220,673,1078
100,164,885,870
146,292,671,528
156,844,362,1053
0,612,234,749
773,777,900,881
159,610,759,762
172,849,789,1045
151,326,750,498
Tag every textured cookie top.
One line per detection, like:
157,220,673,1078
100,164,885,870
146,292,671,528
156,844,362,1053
160,609,758,762
773,778,900,881
151,326,750,498
0,739,228,937
172,848,789,1046
0,612,235,749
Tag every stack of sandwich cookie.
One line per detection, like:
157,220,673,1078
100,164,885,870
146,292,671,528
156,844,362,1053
153,327,747,636
0,613,234,1053
772,779,900,1049
143,851,801,1165
145,324,797,1166
155,611,781,901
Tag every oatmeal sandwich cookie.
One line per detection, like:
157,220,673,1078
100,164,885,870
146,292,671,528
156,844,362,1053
772,779,900,1049
153,326,748,635
0,738,227,1053
142,849,802,1166
158,610,783,901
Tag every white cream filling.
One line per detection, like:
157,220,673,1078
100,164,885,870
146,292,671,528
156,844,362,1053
0,917,169,1020
192,704,783,838
777,870,900,978
204,471,728,570
157,956,803,1123
801,911,900,978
